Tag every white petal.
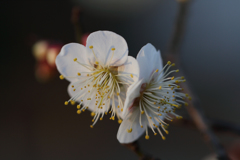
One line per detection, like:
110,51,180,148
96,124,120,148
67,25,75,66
86,31,128,66
117,109,148,143
118,56,139,83
122,79,143,117
136,43,163,83
56,43,94,82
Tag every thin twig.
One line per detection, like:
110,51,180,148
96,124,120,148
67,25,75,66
71,6,83,43
171,117,240,137
122,141,161,160
165,0,230,159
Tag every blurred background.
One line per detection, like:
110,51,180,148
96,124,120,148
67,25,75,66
1,0,240,159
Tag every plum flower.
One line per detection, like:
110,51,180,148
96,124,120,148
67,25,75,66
117,43,189,143
56,31,139,127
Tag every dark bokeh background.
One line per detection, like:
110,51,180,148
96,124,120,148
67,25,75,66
1,0,240,160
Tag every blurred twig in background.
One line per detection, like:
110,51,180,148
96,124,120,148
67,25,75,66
122,141,161,160
71,6,82,43
166,0,230,159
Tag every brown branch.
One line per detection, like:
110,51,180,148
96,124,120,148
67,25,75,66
165,0,230,159
171,117,240,137
71,6,83,43
122,141,161,160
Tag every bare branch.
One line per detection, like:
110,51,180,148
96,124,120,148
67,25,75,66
165,0,230,159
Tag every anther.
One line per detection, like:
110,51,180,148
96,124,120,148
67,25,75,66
162,136,166,140
130,74,133,78
90,125,93,128
127,128,132,133
77,105,81,109
118,120,122,124
111,48,115,51
59,75,64,80
73,89,76,91
167,61,171,65
77,110,81,114
141,111,145,114
165,130,169,134
71,100,75,105
100,118,103,120
91,112,95,117
156,69,159,72
154,133,157,136
184,102,188,106
171,63,175,66
171,76,174,80
78,72,81,76
145,135,149,140
176,69,179,72
72,85,74,88
159,86,162,90
64,101,68,105
89,46,93,49
117,92,120,96
141,125,143,128
73,58,77,61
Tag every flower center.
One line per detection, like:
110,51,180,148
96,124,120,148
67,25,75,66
127,61,190,140
61,45,134,128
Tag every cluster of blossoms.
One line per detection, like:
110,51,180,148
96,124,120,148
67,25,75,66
56,31,190,143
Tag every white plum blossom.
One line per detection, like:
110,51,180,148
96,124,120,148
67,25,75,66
56,31,139,127
117,43,189,143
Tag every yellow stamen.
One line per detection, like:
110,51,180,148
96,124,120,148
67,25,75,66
118,119,122,124
59,75,64,80
145,135,149,139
